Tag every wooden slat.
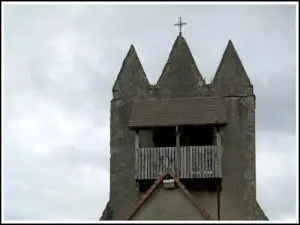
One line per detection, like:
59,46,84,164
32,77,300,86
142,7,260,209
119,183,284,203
203,146,205,178
209,146,211,178
192,147,194,178
147,148,149,179
205,146,208,178
156,147,159,178
190,147,193,178
184,146,187,178
202,146,205,178
210,146,212,177
188,146,190,178
207,146,209,178
211,146,214,178
139,149,142,180
135,150,138,179
211,145,213,177
152,148,156,179
165,147,167,171
146,148,149,179
216,146,218,177
139,149,142,179
149,148,152,179
180,147,183,178
136,149,142,179
164,147,167,171
146,148,148,179
205,146,207,177
215,146,218,177
154,147,156,179
147,148,150,179
171,147,175,172
193,146,197,178
141,148,144,179
194,146,197,178
206,146,209,178
169,147,172,171
200,146,203,178
186,146,189,178
181,147,184,178
152,147,155,179
216,147,218,178
219,145,222,177
207,146,210,178
196,146,199,178
161,147,167,172
159,148,165,173
187,146,190,178
168,147,171,170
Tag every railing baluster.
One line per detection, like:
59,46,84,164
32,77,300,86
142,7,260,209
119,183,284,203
212,145,215,178
209,146,211,178
197,146,200,179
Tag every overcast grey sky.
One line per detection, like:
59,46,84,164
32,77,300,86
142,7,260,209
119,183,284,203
2,3,297,221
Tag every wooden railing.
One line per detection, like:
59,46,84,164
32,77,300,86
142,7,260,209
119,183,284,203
135,145,222,180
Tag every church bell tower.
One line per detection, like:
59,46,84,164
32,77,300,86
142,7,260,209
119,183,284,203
100,17,268,221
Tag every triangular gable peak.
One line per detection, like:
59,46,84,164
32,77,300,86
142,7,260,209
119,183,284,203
156,35,208,98
211,40,253,96
125,170,213,220
112,45,151,100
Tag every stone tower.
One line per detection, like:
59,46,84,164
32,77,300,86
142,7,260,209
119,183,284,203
100,31,268,220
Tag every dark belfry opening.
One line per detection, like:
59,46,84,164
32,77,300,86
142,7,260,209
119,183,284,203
180,125,215,146
153,126,176,147
151,125,215,147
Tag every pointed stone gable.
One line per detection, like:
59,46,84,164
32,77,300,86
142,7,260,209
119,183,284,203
211,40,253,96
113,45,150,100
156,35,208,98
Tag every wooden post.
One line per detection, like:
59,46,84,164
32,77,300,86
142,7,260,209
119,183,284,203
135,130,139,150
176,126,180,177
213,127,217,145
216,128,221,150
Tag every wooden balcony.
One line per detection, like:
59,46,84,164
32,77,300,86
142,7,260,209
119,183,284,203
135,145,222,180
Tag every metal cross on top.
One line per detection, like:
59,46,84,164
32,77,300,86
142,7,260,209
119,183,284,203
174,17,187,36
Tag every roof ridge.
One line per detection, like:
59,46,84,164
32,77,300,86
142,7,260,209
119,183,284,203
125,170,213,220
